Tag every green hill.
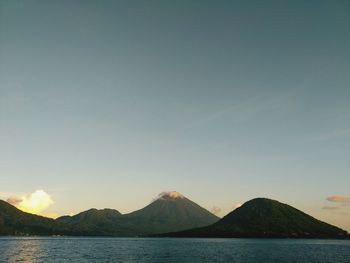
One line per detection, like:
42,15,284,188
161,198,348,238
0,200,63,235
56,208,133,236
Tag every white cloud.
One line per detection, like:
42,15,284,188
7,190,54,215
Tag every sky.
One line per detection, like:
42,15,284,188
0,0,349,231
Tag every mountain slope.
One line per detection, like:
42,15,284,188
161,198,348,238
123,191,219,235
55,191,219,236
1,192,218,236
56,208,132,236
4,196,345,238
0,200,62,235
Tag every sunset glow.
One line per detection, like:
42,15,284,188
8,190,53,215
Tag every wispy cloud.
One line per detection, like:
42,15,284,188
323,196,350,214
6,196,22,206
210,206,221,215
183,64,336,134
322,206,340,210
178,86,305,134
0,192,19,200
154,191,185,201
326,195,350,204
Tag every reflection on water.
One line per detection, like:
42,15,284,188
1,237,47,262
0,237,349,263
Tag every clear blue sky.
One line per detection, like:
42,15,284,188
0,0,349,230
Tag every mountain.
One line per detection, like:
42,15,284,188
1,191,218,236
0,200,63,235
55,191,219,236
56,208,131,236
122,191,220,235
2,196,347,238
160,198,348,238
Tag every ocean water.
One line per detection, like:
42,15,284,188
0,237,349,263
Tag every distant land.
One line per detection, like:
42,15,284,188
158,198,348,238
55,192,219,236
0,192,348,238
0,192,218,236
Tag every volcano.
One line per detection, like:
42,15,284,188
55,191,219,236
123,191,219,235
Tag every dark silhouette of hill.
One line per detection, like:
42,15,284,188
160,198,348,238
56,192,219,236
56,208,130,236
122,192,219,235
1,196,348,238
0,200,62,235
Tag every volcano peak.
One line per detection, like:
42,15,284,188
157,191,185,200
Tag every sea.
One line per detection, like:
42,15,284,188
0,237,349,262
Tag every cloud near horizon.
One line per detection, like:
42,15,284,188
6,196,22,206
326,195,350,204
7,190,54,215
322,206,340,210
41,211,60,219
210,206,221,215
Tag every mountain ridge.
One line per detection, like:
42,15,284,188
55,191,219,236
158,198,348,238
0,191,217,236
1,195,348,238
0,200,64,235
